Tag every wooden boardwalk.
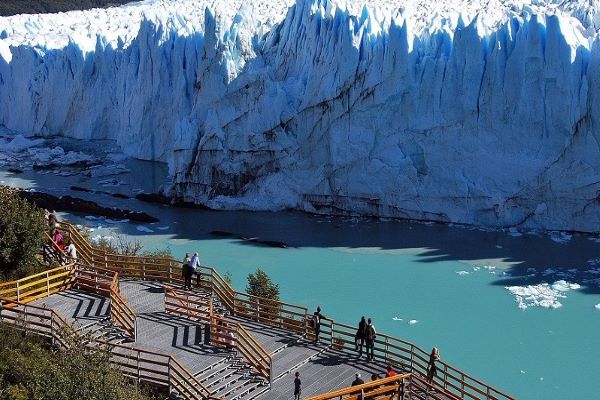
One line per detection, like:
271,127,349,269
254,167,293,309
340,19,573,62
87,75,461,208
33,280,395,400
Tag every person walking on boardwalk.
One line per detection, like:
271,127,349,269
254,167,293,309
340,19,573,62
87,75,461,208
426,347,440,384
355,316,367,356
65,240,77,262
293,371,301,400
352,373,365,400
313,306,325,343
352,372,365,386
189,251,201,287
365,318,376,361
182,253,192,290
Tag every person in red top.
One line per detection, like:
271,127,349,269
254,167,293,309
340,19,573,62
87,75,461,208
385,364,397,377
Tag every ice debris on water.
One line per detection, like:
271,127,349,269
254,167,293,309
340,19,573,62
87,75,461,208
505,280,581,310
136,226,154,233
595,304,600,311
456,270,470,275
408,320,418,325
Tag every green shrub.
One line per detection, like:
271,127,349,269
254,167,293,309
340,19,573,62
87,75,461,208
246,268,279,300
0,187,48,280
0,323,158,400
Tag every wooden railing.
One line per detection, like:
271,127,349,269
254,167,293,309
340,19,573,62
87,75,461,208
164,285,272,383
0,297,78,349
210,315,273,383
0,297,217,400
109,272,137,339
101,340,217,400
306,373,412,400
0,264,75,305
56,221,514,400
164,285,213,322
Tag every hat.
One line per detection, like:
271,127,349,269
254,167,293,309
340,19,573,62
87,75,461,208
355,373,361,378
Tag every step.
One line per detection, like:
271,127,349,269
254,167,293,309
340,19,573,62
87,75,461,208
230,382,270,400
210,371,248,394
219,376,265,399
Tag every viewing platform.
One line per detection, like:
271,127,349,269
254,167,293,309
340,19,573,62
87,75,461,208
0,221,515,400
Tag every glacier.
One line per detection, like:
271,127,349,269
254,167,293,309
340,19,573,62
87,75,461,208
1,0,600,232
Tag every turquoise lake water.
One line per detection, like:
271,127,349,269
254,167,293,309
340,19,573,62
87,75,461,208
1,155,599,400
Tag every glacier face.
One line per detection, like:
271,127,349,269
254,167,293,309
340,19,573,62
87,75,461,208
1,0,600,232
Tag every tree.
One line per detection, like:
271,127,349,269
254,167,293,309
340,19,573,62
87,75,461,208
0,187,47,279
246,268,279,300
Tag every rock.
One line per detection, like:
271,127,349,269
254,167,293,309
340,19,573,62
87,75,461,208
13,187,158,223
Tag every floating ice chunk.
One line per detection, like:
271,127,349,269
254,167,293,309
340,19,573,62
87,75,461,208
508,228,522,237
472,266,480,272
392,316,403,321
456,271,470,275
136,226,154,233
105,218,129,224
506,280,581,310
0,134,44,152
550,232,572,244
495,245,503,249
85,215,102,220
483,265,496,271
595,304,600,311
157,226,170,230
408,320,418,325
520,370,526,374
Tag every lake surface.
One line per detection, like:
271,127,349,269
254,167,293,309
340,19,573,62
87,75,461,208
1,144,599,400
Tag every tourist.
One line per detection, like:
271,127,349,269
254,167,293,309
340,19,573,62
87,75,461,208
426,347,440,383
182,253,192,289
365,318,376,361
189,251,201,287
352,372,365,399
53,229,64,251
293,371,301,400
65,240,77,261
48,210,59,229
313,306,325,343
386,364,397,377
352,372,364,386
355,316,367,356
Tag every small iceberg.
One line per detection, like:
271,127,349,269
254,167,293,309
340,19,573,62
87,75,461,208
136,226,154,233
456,271,470,276
392,316,403,321
595,304,600,311
408,320,418,325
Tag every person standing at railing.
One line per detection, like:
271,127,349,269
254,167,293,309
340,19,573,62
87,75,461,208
190,252,201,288
355,316,367,356
312,306,325,343
365,318,376,361
182,253,192,290
426,347,440,383
293,371,301,400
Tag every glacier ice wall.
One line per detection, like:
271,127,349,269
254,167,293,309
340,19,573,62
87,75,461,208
1,0,600,232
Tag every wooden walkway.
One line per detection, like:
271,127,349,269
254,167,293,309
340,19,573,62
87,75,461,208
32,280,395,400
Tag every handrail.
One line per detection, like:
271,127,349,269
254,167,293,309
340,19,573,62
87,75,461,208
54,220,514,400
0,264,75,304
163,286,272,383
305,373,411,400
